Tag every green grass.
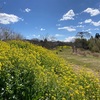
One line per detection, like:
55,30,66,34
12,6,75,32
54,47,100,76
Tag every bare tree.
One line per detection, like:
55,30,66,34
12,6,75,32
76,32,91,39
41,34,56,42
0,27,24,40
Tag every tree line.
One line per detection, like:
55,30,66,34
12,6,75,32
74,32,100,53
0,27,100,52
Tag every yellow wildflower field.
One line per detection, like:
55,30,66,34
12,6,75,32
0,40,100,100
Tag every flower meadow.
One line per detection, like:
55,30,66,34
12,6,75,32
0,40,100,100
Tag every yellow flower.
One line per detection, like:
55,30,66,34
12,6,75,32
51,96,56,100
62,97,66,100
79,86,83,90
70,93,73,97
75,90,79,94
86,85,90,89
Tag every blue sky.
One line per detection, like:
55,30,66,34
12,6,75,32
0,0,100,42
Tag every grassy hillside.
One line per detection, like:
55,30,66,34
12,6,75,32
0,41,100,100
55,46,100,78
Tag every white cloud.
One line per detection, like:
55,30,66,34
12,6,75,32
86,29,91,31
76,25,84,28
81,29,92,34
85,29,91,33
26,34,40,39
64,36,76,42
60,9,75,21
84,19,92,23
84,19,100,26
78,22,83,24
25,8,31,12
40,28,45,31
0,13,21,24
55,34,64,37
56,24,61,26
83,8,100,16
33,34,40,38
92,21,100,26
58,26,76,32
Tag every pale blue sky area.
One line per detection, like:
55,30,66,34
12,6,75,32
0,0,100,41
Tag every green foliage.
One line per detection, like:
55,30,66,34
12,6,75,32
74,38,89,49
56,46,71,51
0,40,100,100
74,37,100,53
88,38,100,53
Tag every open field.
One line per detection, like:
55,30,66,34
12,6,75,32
55,47,100,78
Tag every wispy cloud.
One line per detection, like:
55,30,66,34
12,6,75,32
40,28,45,31
84,19,100,26
78,22,83,24
83,8,100,16
82,28,99,33
33,34,40,38
26,34,40,39
25,8,31,12
64,36,76,42
56,24,61,26
60,9,75,21
76,25,84,28
84,29,92,33
94,28,99,30
55,34,64,37
0,13,22,24
58,26,76,32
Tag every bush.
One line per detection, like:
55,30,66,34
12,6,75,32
0,40,100,100
88,38,100,53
